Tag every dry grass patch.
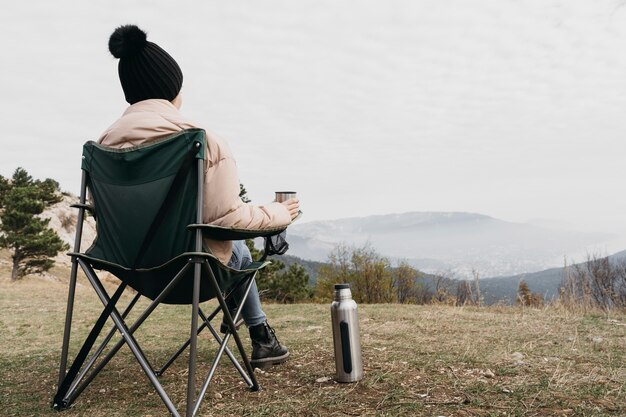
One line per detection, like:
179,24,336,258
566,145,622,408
0,270,625,416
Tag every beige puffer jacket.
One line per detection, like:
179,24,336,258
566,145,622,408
98,99,292,264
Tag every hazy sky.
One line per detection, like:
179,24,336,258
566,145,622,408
2,0,626,236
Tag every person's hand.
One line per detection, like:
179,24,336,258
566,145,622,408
281,198,300,220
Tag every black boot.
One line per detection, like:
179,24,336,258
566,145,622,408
249,321,289,369
220,309,244,333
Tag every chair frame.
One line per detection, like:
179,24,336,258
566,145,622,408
54,140,268,417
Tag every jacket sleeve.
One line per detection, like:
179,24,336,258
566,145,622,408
201,149,292,230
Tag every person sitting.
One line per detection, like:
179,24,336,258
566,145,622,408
98,24,300,368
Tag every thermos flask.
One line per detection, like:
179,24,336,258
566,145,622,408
330,283,363,382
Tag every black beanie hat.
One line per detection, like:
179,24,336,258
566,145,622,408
108,25,183,104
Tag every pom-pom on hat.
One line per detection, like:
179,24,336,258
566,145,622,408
108,25,183,104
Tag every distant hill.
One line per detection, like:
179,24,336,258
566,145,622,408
480,265,565,304
288,212,616,278
480,249,626,304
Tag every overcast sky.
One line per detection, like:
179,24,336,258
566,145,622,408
2,0,626,238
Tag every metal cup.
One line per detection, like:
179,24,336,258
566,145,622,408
275,191,297,203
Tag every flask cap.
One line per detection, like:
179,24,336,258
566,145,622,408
333,283,353,301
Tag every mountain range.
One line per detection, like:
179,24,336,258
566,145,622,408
45,198,621,282
287,212,619,278
43,199,626,304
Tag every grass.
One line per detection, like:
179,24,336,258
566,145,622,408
1,263,625,416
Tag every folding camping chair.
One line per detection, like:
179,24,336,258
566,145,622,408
52,128,285,417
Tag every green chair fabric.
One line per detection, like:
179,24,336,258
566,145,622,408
77,128,261,304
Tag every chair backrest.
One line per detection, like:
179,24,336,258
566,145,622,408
82,129,206,303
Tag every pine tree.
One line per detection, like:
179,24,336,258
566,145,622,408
260,263,312,303
278,264,312,303
0,168,69,280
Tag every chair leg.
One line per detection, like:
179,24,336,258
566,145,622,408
57,258,79,391
195,276,257,393
185,261,202,417
63,261,192,411
207,268,260,391
156,306,243,378
189,269,260,417
54,271,128,411
58,172,88,391
156,280,244,376
56,257,262,417
79,260,182,417
198,309,252,386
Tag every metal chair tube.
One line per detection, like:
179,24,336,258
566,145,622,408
57,171,88,388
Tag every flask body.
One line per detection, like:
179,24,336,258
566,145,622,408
330,284,363,382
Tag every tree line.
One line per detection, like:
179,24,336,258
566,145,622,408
314,244,431,303
260,241,626,313
560,254,626,311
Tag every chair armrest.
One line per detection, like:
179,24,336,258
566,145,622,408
187,224,287,241
71,203,95,213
